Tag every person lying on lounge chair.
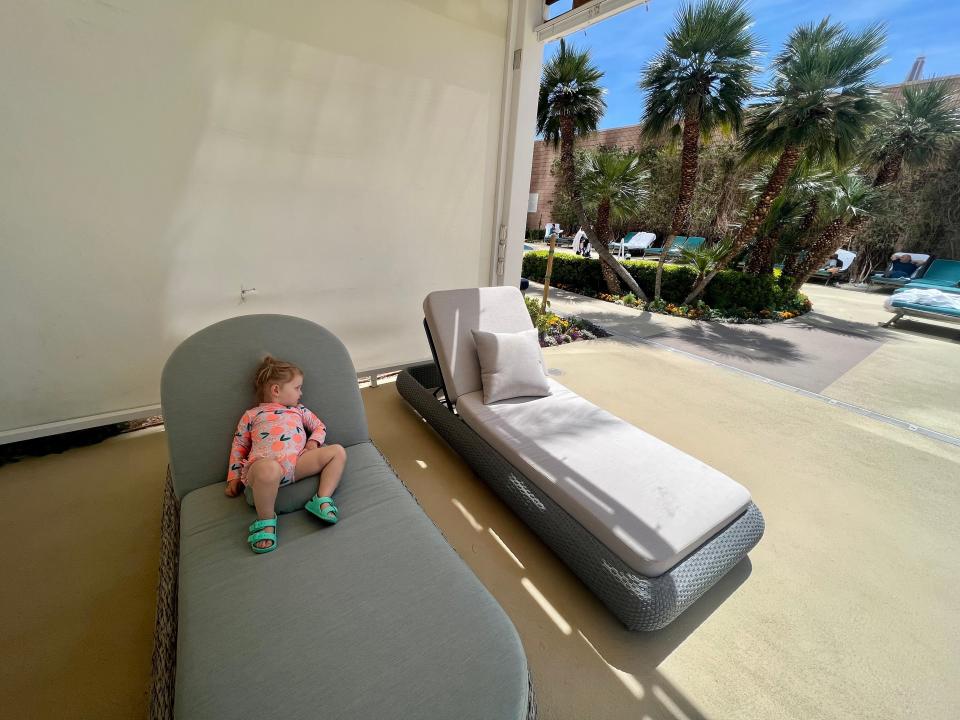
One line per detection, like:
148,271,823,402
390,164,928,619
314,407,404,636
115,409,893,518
887,253,918,279
823,254,843,274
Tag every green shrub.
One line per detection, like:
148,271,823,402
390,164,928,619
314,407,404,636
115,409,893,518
521,252,805,313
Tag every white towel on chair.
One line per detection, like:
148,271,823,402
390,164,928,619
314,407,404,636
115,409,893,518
885,288,960,311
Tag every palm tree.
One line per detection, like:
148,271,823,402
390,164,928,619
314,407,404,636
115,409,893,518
580,148,650,293
639,0,759,300
844,80,960,280
866,79,960,187
781,168,880,290
537,38,606,215
744,164,832,274
680,237,735,289
537,39,649,300
684,19,887,304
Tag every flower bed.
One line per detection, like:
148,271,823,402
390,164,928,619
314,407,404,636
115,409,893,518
588,288,812,323
524,297,610,346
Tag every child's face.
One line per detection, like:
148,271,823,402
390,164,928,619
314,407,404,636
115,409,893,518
271,374,303,406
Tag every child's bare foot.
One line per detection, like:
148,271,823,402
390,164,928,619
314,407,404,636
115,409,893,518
253,525,275,550
225,479,243,497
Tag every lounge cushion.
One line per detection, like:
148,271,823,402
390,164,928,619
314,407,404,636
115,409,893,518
175,441,528,720
162,314,369,499
456,380,752,577
472,328,549,404
909,279,960,290
889,300,960,318
424,287,534,402
243,469,331,514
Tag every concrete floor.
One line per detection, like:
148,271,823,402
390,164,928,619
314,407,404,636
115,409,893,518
2,284,959,719
369,343,960,720
531,281,960,440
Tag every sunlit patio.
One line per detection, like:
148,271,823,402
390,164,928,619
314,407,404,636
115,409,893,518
3,284,958,719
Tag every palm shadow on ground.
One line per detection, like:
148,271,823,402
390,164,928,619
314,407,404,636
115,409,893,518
660,322,810,365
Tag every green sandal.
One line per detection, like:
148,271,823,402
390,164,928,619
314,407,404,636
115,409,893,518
305,495,339,524
247,516,278,553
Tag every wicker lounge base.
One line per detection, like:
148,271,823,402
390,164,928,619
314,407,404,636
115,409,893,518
397,362,765,632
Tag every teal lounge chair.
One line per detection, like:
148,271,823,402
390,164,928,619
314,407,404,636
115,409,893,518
883,287,960,328
670,236,705,259
644,236,685,259
905,259,960,291
870,253,930,289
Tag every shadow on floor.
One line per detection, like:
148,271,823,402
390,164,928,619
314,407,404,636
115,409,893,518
795,311,892,341
881,318,960,344
480,502,754,720
660,322,809,365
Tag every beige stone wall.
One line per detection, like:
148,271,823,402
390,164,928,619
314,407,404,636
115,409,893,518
527,124,643,230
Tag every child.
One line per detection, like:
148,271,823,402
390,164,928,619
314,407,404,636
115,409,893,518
226,356,347,553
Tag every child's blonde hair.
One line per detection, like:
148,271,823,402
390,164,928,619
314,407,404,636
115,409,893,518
254,356,302,401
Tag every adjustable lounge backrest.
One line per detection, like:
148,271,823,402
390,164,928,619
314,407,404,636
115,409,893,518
921,259,960,283
161,314,369,499
423,287,535,402
836,249,857,270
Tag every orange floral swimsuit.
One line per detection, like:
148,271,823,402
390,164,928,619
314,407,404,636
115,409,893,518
227,403,327,487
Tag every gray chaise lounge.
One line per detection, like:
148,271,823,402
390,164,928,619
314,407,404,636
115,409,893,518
157,314,531,719
397,287,764,631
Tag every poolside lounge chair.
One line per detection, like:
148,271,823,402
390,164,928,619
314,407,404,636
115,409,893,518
160,314,532,719
811,249,856,285
649,236,707,262
904,258,960,292
672,236,706,259
397,287,764,631
882,287,960,328
869,253,930,289
610,231,657,258
643,236,684,259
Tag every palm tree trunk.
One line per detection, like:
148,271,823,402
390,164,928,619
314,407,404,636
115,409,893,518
684,144,802,304
655,111,700,300
777,198,819,278
782,218,845,290
796,197,819,236
873,149,905,187
558,116,648,301
708,155,739,241
780,248,802,280
595,199,621,293
559,116,576,202
745,230,779,275
735,144,802,250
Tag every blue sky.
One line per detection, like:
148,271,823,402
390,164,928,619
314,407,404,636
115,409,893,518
546,0,960,130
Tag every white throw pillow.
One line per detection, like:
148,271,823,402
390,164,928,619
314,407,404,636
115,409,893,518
471,328,550,404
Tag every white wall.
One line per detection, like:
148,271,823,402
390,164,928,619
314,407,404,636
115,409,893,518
0,0,510,435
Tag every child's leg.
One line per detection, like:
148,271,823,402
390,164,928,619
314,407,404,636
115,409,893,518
295,444,347,508
247,459,283,549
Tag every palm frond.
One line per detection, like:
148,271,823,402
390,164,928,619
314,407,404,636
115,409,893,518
862,79,960,169
537,38,607,146
580,147,650,220
639,0,761,137
741,18,887,163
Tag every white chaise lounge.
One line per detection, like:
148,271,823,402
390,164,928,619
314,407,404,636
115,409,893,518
397,286,764,630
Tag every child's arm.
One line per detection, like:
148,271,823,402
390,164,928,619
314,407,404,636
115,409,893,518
227,412,252,485
301,406,327,449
